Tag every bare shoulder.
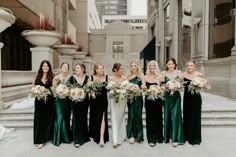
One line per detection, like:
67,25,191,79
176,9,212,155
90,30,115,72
196,71,203,77
177,70,182,74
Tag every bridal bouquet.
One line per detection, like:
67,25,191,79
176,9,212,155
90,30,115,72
29,85,51,102
145,85,164,101
85,80,104,99
69,87,86,102
188,77,210,94
166,80,181,96
54,84,70,99
126,83,142,102
108,81,127,103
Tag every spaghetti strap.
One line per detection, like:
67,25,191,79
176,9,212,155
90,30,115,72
91,75,94,81
105,75,108,82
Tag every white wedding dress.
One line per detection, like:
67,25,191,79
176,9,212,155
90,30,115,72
108,80,128,146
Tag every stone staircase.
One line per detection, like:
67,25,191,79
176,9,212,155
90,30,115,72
1,108,236,129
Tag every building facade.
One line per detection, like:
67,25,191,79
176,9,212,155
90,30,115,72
95,0,128,20
102,15,147,30
147,0,236,99
90,21,147,74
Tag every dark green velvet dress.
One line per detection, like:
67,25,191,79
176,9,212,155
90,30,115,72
33,80,54,144
164,76,184,144
89,75,109,144
52,80,72,146
183,78,202,145
145,82,163,144
69,75,90,145
127,76,144,142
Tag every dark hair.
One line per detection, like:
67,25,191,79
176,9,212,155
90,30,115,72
75,63,86,74
93,64,104,75
165,57,177,70
60,62,70,70
112,63,122,72
35,60,54,85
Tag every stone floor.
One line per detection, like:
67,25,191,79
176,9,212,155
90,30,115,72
0,128,235,157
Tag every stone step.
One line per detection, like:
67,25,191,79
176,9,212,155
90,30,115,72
2,119,236,130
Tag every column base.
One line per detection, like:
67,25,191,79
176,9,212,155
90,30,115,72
30,47,54,72
231,46,236,56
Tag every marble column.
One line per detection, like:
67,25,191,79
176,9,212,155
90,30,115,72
0,42,4,110
30,47,54,72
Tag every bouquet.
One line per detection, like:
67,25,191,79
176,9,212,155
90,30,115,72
54,84,70,99
145,85,164,101
108,81,127,103
126,83,142,102
29,85,51,102
69,87,86,102
188,77,210,94
166,80,181,96
85,80,104,99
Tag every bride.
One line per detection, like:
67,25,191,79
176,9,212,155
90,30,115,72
107,63,128,148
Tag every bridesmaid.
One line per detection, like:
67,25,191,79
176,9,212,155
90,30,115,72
68,63,90,148
126,59,146,144
144,60,163,147
33,60,55,149
183,60,203,146
52,62,72,146
161,57,184,147
88,64,109,147
108,63,127,148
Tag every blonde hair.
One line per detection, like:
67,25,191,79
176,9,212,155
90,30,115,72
93,64,105,76
127,59,142,79
146,60,160,78
186,59,196,67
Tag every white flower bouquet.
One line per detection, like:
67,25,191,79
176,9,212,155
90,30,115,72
126,83,142,102
188,77,210,94
166,80,181,96
85,80,104,99
29,85,51,102
145,85,164,101
108,81,127,103
69,87,86,102
54,84,70,99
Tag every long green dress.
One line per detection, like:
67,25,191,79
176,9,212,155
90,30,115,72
89,75,109,144
34,80,54,144
52,80,72,146
127,76,144,142
145,82,163,144
183,78,202,145
164,76,184,144
69,75,90,145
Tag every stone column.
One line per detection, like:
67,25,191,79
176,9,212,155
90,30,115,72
231,8,236,56
58,55,73,74
30,47,54,72
159,0,165,67
229,4,236,99
0,42,4,110
168,0,182,63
